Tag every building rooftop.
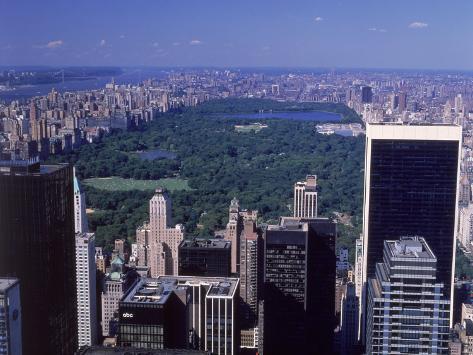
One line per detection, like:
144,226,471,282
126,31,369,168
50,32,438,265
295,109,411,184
76,346,209,355
122,276,239,305
179,238,231,250
0,157,67,175
386,237,436,260
0,278,19,292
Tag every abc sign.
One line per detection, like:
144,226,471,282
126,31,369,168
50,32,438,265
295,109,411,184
122,313,134,318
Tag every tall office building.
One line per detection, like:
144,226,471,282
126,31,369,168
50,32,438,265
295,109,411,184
0,158,77,354
361,86,373,104
0,278,22,355
366,237,450,354
293,175,318,219
148,189,185,277
136,223,151,267
74,169,88,234
339,283,359,355
261,217,336,354
239,219,263,328
362,123,461,328
226,198,243,275
101,257,138,337
225,198,258,274
398,92,407,112
76,232,98,347
178,238,231,277
459,203,473,250
118,276,239,355
354,237,363,300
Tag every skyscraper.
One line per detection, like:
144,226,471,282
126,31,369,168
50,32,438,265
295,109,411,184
239,219,263,328
366,237,450,354
76,232,98,347
74,169,88,234
118,276,239,354
361,86,373,104
226,198,243,274
362,123,461,327
225,198,258,274
0,158,77,354
178,238,231,277
101,256,138,337
261,217,336,354
293,175,318,219
148,189,184,277
0,278,22,355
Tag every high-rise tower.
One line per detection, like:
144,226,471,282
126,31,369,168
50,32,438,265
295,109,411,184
74,168,88,234
366,237,450,354
261,217,336,354
148,188,184,277
362,123,461,328
0,158,78,354
75,232,98,347
293,175,318,219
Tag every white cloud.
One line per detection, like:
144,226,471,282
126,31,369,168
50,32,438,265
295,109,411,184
314,16,323,22
172,42,181,46
368,27,387,33
189,39,202,46
262,45,271,51
408,22,428,29
119,34,126,39
46,40,63,48
33,40,64,49
100,39,107,47
152,42,159,47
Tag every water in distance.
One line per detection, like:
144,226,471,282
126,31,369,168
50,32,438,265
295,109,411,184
135,149,177,161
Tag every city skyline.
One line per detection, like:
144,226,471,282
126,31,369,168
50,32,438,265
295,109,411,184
1,0,473,70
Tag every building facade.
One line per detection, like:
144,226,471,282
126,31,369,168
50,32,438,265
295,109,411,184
0,159,77,354
225,198,258,275
261,217,336,354
178,238,231,277
362,123,461,328
76,232,98,347
74,169,88,234
293,175,318,219
366,237,450,354
118,276,239,355
148,189,184,277
0,278,21,355
239,219,263,329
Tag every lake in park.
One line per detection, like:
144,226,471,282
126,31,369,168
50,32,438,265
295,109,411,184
135,149,177,161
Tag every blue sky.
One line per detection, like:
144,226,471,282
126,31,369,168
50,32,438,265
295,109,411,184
1,0,472,70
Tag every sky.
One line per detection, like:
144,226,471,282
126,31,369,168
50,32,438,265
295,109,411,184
0,0,472,70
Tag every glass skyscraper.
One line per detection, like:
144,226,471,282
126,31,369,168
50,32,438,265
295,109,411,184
261,217,336,354
362,123,461,327
0,158,78,354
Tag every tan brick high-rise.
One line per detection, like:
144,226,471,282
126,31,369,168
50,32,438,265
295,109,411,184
148,188,184,277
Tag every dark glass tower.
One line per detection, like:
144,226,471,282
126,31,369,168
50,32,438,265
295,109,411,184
0,158,77,354
178,238,231,277
261,217,336,355
362,123,461,323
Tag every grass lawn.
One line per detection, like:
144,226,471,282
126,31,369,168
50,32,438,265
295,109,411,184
83,176,191,192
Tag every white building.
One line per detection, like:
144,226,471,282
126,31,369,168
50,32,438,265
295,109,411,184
75,232,97,346
293,175,318,219
0,278,22,355
74,169,88,234
459,204,473,250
